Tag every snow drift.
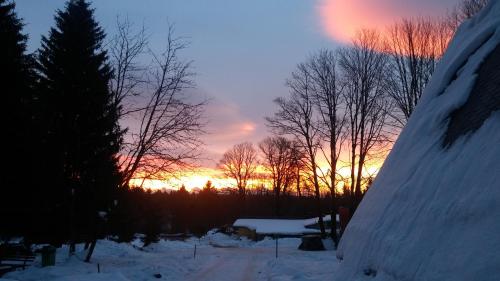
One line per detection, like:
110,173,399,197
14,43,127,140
336,2,500,281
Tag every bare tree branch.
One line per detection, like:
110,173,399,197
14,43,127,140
266,64,326,235
259,136,299,216
112,22,207,188
109,16,148,118
385,17,451,126
446,0,489,32
218,142,258,196
338,29,391,203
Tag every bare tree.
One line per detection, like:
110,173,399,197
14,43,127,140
386,17,451,126
290,141,307,198
338,29,391,205
446,0,489,32
109,17,147,118
305,49,346,245
259,136,297,216
113,23,207,189
219,142,258,196
266,65,326,235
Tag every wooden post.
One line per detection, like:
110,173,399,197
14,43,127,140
275,235,278,259
85,239,97,262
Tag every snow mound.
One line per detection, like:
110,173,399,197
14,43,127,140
200,230,253,248
336,2,500,281
142,238,196,252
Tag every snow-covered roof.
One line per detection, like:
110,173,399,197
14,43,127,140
233,215,335,235
336,2,500,280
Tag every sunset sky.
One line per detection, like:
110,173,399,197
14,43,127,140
17,0,460,189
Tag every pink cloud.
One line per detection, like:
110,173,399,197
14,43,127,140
317,0,457,43
200,99,262,166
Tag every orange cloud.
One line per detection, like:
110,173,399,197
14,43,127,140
317,0,454,43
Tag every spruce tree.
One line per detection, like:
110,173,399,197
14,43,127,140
0,0,36,236
37,0,123,249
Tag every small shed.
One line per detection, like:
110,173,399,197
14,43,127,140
232,215,337,240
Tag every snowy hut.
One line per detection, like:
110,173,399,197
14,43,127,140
232,215,335,240
336,2,500,280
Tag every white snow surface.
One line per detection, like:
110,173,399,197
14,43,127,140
2,234,338,281
336,2,500,281
233,215,334,235
233,215,339,235
234,218,319,235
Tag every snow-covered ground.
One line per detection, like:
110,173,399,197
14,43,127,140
1,233,338,281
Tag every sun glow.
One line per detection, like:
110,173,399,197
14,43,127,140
130,158,385,194
317,0,398,43
317,0,452,43
129,168,235,192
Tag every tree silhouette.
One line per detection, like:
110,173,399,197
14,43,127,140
386,17,450,126
305,49,346,245
266,66,327,235
37,0,123,260
338,30,390,205
219,142,258,197
0,0,36,236
110,21,206,188
446,0,489,32
259,136,296,216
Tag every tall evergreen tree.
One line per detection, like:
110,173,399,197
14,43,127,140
0,0,36,236
37,0,123,250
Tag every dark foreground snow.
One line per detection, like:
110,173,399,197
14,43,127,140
2,234,338,281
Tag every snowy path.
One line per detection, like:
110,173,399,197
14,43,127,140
186,247,270,281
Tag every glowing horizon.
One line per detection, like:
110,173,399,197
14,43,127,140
130,159,385,194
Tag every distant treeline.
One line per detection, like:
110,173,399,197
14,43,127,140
107,186,354,245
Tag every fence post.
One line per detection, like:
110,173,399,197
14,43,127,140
275,235,278,259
